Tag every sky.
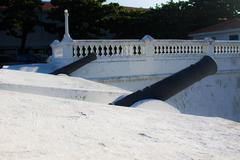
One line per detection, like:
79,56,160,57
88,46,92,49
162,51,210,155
42,0,181,8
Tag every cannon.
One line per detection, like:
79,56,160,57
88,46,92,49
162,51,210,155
51,53,97,75
112,56,217,107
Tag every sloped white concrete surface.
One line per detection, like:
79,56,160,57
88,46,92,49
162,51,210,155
0,90,240,160
0,70,129,104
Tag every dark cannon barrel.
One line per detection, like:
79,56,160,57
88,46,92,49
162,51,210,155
51,53,97,75
112,56,218,107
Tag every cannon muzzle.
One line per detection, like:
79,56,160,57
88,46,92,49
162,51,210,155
112,56,217,107
51,53,97,75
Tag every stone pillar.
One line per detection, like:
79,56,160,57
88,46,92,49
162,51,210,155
50,10,74,68
204,37,214,55
141,35,155,56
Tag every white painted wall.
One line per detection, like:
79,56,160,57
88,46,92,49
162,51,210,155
190,29,240,40
4,36,240,122
70,54,240,122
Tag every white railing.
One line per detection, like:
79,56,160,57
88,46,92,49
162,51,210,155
51,38,240,61
72,40,144,58
152,40,205,55
214,41,240,54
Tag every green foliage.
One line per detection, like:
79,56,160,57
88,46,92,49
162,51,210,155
188,0,240,28
47,0,240,39
1,0,240,43
137,0,240,39
100,5,146,38
0,0,42,53
48,0,109,39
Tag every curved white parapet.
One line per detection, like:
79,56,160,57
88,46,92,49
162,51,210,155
0,70,130,104
131,99,180,113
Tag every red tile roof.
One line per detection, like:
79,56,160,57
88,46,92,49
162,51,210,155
42,2,56,10
190,18,240,35
0,2,55,11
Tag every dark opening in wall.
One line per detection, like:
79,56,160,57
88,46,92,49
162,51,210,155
229,35,239,40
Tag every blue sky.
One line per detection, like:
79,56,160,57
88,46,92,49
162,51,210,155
42,0,180,8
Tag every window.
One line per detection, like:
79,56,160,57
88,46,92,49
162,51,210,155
211,37,216,40
229,35,239,40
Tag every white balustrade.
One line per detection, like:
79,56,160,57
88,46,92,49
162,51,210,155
152,40,206,55
71,40,144,58
214,41,240,54
51,38,240,62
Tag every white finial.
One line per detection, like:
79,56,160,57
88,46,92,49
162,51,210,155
62,9,72,42
142,35,154,42
64,9,68,14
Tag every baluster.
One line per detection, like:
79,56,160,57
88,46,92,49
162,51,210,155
184,46,187,54
82,46,86,57
196,46,199,54
232,46,235,53
192,46,195,54
234,46,237,53
226,46,229,53
154,46,157,54
76,46,80,57
219,46,222,54
119,46,123,56
220,46,223,54
98,46,102,57
187,46,190,54
124,45,129,56
179,46,182,54
138,46,142,55
103,46,107,56
107,45,111,56
73,45,77,57
194,46,197,54
189,46,192,54
215,46,218,54
161,46,164,54
88,46,91,55
165,46,168,54
158,46,161,54
114,46,117,55
176,46,179,54
133,45,137,55
109,45,113,56
93,46,97,54
173,46,176,54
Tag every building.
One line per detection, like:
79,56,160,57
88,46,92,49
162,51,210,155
0,3,57,56
189,18,240,40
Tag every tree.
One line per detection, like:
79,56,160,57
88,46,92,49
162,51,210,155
0,0,42,54
188,0,240,29
136,0,240,39
48,0,109,39
100,4,146,39
46,0,240,40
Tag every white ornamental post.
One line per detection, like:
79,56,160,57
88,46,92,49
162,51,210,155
204,37,214,55
60,9,73,66
62,9,72,42
50,10,74,67
141,35,155,56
